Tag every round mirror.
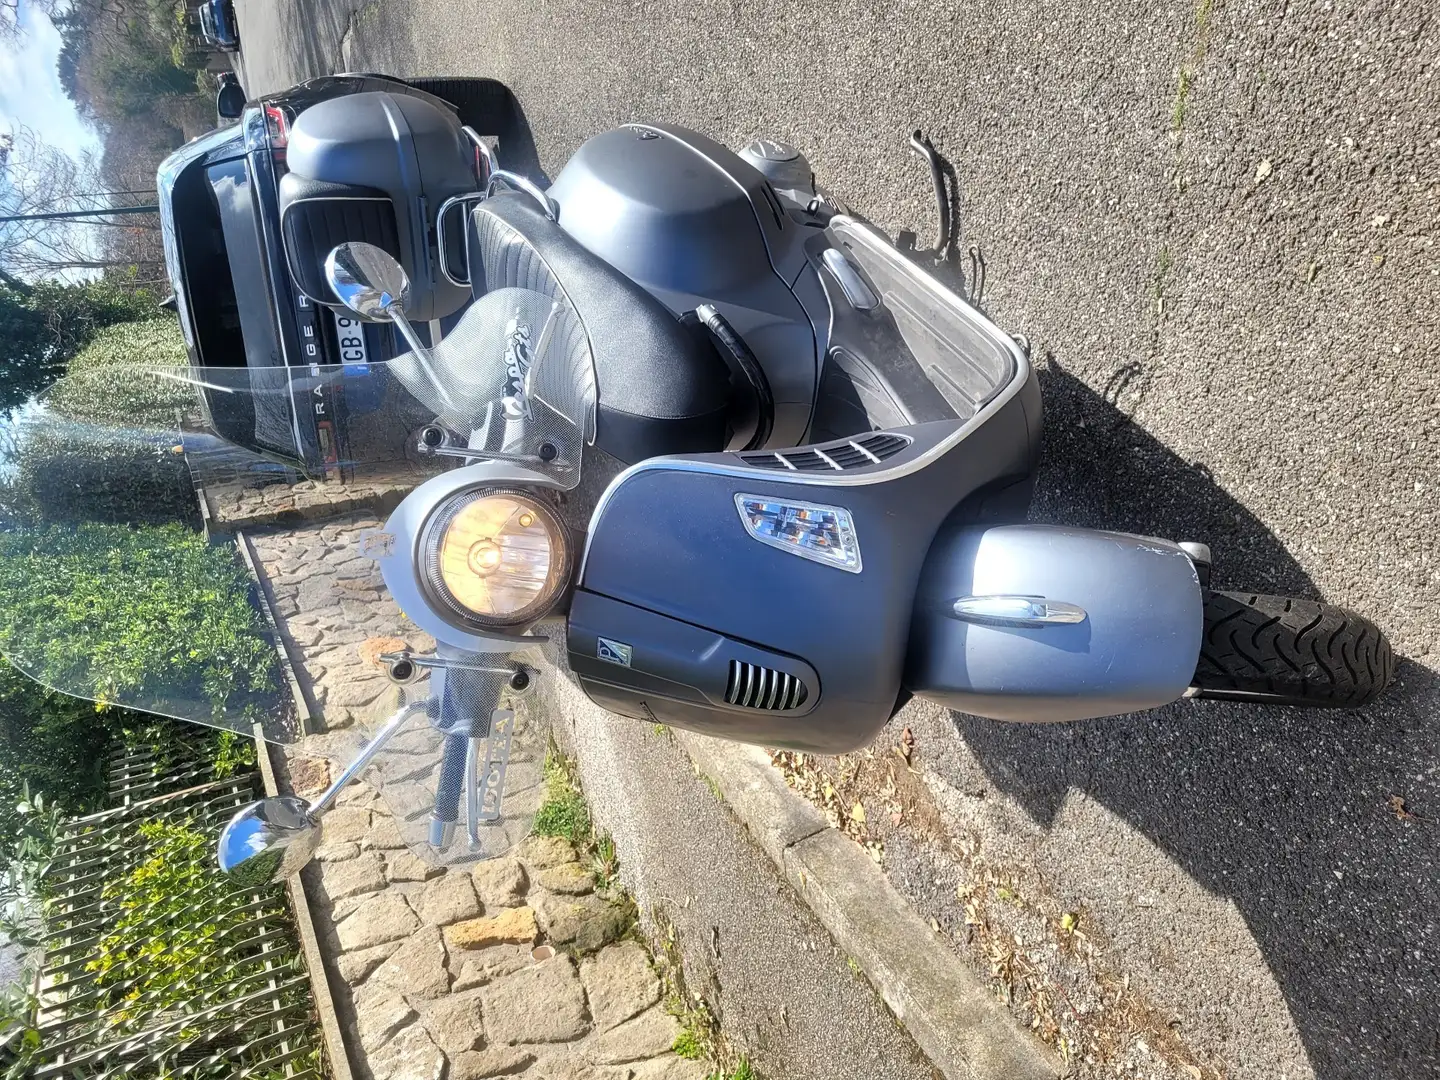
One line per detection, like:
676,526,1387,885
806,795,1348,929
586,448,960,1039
218,795,321,885
325,242,412,321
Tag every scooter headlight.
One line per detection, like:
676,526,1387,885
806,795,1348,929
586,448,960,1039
421,489,570,628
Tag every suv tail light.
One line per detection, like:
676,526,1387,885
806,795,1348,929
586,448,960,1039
264,104,290,159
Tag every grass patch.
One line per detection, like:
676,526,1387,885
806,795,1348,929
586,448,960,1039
533,749,592,843
673,1027,706,1061
710,1062,756,1080
532,743,625,900
1171,0,1216,137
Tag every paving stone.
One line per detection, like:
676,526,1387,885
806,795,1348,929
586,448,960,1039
420,989,485,1055
451,945,533,991
447,907,538,951
289,757,331,799
316,852,386,906
315,842,360,863
370,925,451,1000
481,955,589,1045
584,1005,681,1065
358,635,410,668
337,894,419,952
298,576,341,609
317,622,372,645
580,942,663,1032
388,851,443,883
418,872,482,926
449,1046,536,1079
329,676,389,708
364,817,408,851
320,806,373,846
471,857,528,908
357,992,417,1053
335,939,403,985
368,1021,446,1080
517,834,580,871
627,1056,712,1080
337,783,379,808
535,893,632,952
288,622,325,647
535,862,595,896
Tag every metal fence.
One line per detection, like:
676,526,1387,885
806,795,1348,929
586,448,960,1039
29,738,327,1079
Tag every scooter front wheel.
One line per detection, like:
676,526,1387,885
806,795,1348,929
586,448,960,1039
1190,591,1394,708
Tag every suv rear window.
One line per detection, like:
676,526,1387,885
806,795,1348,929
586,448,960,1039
169,157,298,457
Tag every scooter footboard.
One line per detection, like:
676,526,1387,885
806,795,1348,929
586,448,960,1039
906,525,1204,723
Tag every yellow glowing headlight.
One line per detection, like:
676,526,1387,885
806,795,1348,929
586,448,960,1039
422,490,570,628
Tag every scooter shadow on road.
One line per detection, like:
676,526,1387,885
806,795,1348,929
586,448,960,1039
947,359,1438,1077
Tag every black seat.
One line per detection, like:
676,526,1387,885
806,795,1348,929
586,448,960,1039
468,193,733,464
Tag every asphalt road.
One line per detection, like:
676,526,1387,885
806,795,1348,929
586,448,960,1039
233,1,1439,1076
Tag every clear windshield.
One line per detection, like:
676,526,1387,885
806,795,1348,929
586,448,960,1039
0,286,594,861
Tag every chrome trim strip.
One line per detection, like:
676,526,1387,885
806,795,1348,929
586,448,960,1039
950,595,1088,627
774,452,797,471
812,448,843,471
577,224,1029,582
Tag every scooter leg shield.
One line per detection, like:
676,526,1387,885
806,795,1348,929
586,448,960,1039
905,525,1204,722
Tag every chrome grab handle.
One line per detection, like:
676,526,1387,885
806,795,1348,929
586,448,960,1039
436,192,487,288
950,595,1088,628
487,170,559,222
461,125,498,176
435,128,502,287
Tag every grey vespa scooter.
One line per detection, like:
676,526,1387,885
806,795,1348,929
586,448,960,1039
0,103,1392,883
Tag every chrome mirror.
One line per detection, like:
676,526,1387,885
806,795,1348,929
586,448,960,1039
218,701,428,883
217,795,320,887
325,242,412,321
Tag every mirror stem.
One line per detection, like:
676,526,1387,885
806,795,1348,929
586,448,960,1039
309,700,428,816
384,304,460,413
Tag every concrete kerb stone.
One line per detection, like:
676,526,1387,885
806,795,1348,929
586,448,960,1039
672,729,1062,1080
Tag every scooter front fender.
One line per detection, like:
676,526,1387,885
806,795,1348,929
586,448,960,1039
905,525,1204,723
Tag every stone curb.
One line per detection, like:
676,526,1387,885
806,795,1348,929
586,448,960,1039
674,731,1063,1080
234,528,359,1080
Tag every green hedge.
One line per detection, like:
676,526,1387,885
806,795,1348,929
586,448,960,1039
0,523,281,730
47,322,190,427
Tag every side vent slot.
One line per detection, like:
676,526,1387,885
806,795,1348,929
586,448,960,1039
725,660,809,711
738,432,913,473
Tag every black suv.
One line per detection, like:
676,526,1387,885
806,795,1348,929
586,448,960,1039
158,74,530,470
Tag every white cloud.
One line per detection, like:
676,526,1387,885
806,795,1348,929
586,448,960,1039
0,7,101,161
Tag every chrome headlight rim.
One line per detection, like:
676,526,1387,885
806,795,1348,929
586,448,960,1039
418,486,571,631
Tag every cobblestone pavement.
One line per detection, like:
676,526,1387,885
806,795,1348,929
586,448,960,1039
247,513,705,1080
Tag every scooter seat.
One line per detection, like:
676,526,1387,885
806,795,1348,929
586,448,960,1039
468,193,733,465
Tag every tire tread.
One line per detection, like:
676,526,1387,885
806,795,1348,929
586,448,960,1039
1192,591,1393,707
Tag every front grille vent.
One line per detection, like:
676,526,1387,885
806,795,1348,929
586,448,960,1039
740,431,912,472
725,661,808,711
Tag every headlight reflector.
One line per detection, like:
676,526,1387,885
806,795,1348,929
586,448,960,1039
423,489,569,627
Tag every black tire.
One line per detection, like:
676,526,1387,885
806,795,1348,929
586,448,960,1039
1191,591,1393,708
402,76,544,182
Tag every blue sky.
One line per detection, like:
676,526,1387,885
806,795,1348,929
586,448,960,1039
0,4,101,160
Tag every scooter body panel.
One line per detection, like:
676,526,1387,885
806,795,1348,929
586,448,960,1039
569,373,1039,755
547,124,818,446
906,525,1204,722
